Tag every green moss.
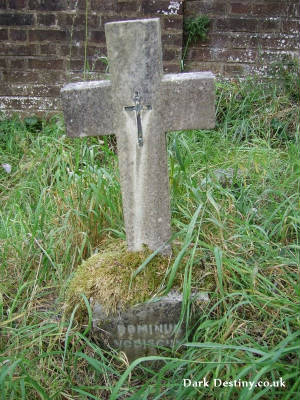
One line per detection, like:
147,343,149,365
64,240,179,317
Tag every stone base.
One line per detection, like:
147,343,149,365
92,291,209,361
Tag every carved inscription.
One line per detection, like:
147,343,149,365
117,323,176,337
113,338,176,347
114,323,181,348
92,292,209,360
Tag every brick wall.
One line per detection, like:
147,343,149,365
0,0,183,116
184,0,299,76
0,0,299,116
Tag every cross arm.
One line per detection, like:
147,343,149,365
159,72,215,132
60,80,114,137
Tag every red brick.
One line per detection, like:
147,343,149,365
162,32,182,47
28,58,64,70
288,1,299,18
0,29,8,40
183,61,224,74
28,0,67,11
259,49,292,63
90,0,116,12
77,14,99,28
71,29,86,42
281,20,299,34
29,29,66,42
0,83,12,96
259,19,281,33
0,84,61,97
40,43,58,56
116,1,138,13
57,13,98,28
215,48,257,63
75,0,86,10
56,45,74,58
70,71,101,81
215,17,258,32
162,47,179,61
185,1,226,16
0,58,6,68
259,33,300,51
188,32,230,48
2,109,60,118
37,13,56,26
57,45,81,58
0,96,60,111
0,0,298,113
2,70,66,84
0,13,34,25
230,2,252,15
70,59,84,71
30,84,60,97
9,58,27,69
9,29,27,41
230,32,259,48
90,30,106,43
87,45,107,57
56,13,73,26
142,0,183,15
163,16,183,31
8,0,26,8
224,63,248,76
252,3,286,18
186,47,212,61
56,44,69,57
0,43,38,56
163,62,180,73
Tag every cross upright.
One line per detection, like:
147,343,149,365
61,18,215,254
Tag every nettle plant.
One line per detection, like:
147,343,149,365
181,15,210,71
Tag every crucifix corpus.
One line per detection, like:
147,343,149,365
61,18,215,254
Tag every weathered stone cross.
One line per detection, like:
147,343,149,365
61,18,215,254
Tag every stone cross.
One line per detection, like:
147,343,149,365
61,18,215,254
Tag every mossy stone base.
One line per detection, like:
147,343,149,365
64,240,209,360
65,240,178,317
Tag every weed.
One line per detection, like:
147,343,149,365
270,56,300,103
181,16,210,71
0,73,299,398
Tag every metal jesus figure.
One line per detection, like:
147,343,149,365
61,18,215,255
124,91,152,147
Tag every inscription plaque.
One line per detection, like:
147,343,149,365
92,291,209,361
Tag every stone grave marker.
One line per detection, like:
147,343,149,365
61,18,215,255
61,18,215,360
92,291,209,360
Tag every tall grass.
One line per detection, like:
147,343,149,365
0,68,299,399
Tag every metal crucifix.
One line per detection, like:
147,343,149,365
124,91,152,147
